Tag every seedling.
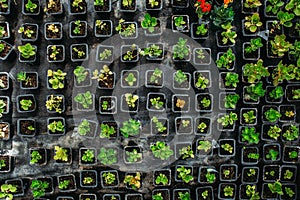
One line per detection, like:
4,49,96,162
115,19,136,37
200,97,211,108
94,0,104,6
99,49,112,61
150,141,173,160
120,119,141,138
30,150,42,164
122,0,133,7
268,181,283,195
266,149,279,161
46,95,63,113
267,125,281,140
292,89,300,99
74,91,93,109
92,65,113,86
49,45,61,61
0,43,4,53
197,122,207,133
247,153,259,159
217,112,238,127
58,180,70,190
269,86,284,100
179,146,194,159
77,119,90,136
244,13,263,32
83,177,93,184
264,108,281,122
288,151,298,159
174,70,188,85
54,146,68,162
201,190,209,199
272,61,295,86
178,192,191,200
139,44,162,57
174,16,186,30
285,187,295,198
30,180,49,199
243,110,256,124
224,94,239,109
101,101,109,110
20,99,33,111
81,149,94,162
0,159,6,169
176,166,193,183
241,127,260,144
225,72,239,88
0,184,17,200
18,43,36,59
72,47,85,58
25,0,37,12
152,193,163,200
74,66,89,85
141,13,158,33
125,149,142,163
124,172,141,189
155,173,168,185
18,27,34,38
197,140,211,152
196,24,208,36
47,69,66,89
284,170,293,179
152,117,167,133
48,120,64,133
47,24,59,33
173,37,189,60
123,44,138,61
176,98,186,109
149,68,163,84
73,20,82,35
223,185,234,197
283,125,299,141
195,74,209,89
247,168,256,176
206,171,216,183
100,123,116,138
150,97,164,110
0,99,6,117
217,48,235,69
270,34,292,57
97,147,117,165
245,185,260,200
245,37,263,53
124,72,137,86
221,143,233,153
102,172,116,185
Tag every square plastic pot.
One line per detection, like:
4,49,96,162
47,117,66,136
173,71,191,90
17,118,36,137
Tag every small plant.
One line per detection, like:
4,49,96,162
200,97,211,108
177,166,193,183
244,13,263,32
152,193,163,200
77,119,90,136
243,59,269,83
150,141,173,160
139,44,163,58
245,37,263,53
123,44,138,61
101,101,109,110
115,19,136,37
100,123,116,138
179,146,194,159
47,24,59,33
152,117,167,133
30,179,49,199
270,34,292,57
124,172,141,189
221,143,233,154
247,168,256,176
81,149,94,162
223,185,234,197
58,180,70,190
283,125,299,141
94,0,104,7
0,184,17,200
0,159,6,169
122,0,133,7
290,40,300,66
288,151,298,159
174,70,188,85
18,27,34,38
102,172,116,185
46,95,63,113
124,93,138,108
225,72,239,88
155,173,168,186
277,11,295,27
20,99,33,111
0,0,8,12
124,72,137,86
285,187,295,198
74,66,89,85
74,91,93,109
48,45,61,61
97,148,117,165
243,110,256,124
284,169,293,179
178,192,191,200
174,16,186,30
0,43,5,53
99,49,112,61
30,150,42,164
83,177,93,185
18,43,36,59
292,89,300,99
244,0,262,8
244,82,266,101
268,181,283,195
150,97,164,110
205,171,216,183
285,0,300,16
54,146,68,162
25,0,37,12
47,69,66,89
272,61,295,86
141,13,158,33
173,37,189,60
147,68,163,85
266,0,284,15
92,65,113,87
72,47,85,58
148,0,159,8
224,94,239,109
120,119,141,138
269,86,284,100
217,112,238,127
220,22,237,45
266,149,279,161
48,120,64,133
196,24,208,36
195,74,209,89
73,20,82,35
197,140,211,152
176,98,186,109
197,122,207,133
217,48,235,70
267,125,281,140
264,108,281,122
248,153,259,159
125,148,142,163
241,127,260,144
245,185,260,200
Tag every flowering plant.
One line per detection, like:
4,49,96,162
194,0,212,19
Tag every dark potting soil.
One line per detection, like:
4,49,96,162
71,22,86,37
96,21,112,35
0,42,11,58
48,46,64,61
81,171,97,186
46,25,62,39
70,0,86,13
30,148,46,165
46,0,62,13
21,73,38,88
176,118,192,134
94,0,110,11
21,25,38,40
0,155,10,171
19,120,35,135
263,165,280,181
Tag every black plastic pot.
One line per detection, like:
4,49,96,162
263,165,280,182
0,40,13,61
46,45,65,62
94,19,113,37
79,148,97,166
241,166,259,183
99,96,117,114
17,118,36,137
175,116,193,135
0,155,12,173
47,117,65,136
79,170,98,188
19,23,39,42
29,147,47,166
172,94,190,113
57,174,77,192
16,94,36,113
70,43,89,62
